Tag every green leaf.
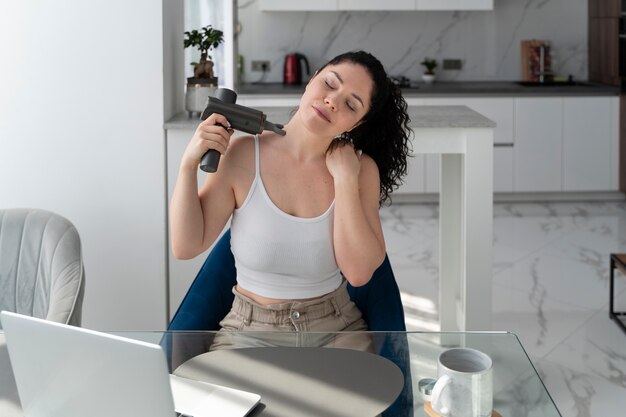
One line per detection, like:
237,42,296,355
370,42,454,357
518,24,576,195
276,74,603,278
184,24,225,56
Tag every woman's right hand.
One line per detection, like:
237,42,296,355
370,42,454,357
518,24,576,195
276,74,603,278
181,113,234,169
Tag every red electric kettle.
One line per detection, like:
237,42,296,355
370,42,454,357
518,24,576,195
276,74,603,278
283,53,310,85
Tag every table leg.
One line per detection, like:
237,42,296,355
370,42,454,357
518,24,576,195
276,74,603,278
439,130,493,331
440,153,463,331
463,130,493,330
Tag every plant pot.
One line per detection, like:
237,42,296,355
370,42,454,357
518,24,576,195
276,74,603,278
185,77,218,116
422,73,436,84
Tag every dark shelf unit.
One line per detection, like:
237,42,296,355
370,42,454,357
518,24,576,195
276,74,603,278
589,0,626,192
610,254,626,335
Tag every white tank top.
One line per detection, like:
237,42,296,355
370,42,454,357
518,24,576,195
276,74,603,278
230,135,342,299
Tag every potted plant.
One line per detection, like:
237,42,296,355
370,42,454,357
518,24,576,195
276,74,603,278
184,25,225,115
420,57,438,84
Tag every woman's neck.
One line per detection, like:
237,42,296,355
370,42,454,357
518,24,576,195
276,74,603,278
280,113,334,162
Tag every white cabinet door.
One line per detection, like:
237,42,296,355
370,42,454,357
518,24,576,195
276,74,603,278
339,0,414,10
416,0,493,10
398,153,426,194
494,146,514,192
563,97,618,191
514,98,563,192
425,154,440,193
259,0,338,11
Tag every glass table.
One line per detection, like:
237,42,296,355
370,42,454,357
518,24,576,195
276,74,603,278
0,330,561,417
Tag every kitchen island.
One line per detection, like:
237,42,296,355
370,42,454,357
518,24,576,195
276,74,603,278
164,105,496,331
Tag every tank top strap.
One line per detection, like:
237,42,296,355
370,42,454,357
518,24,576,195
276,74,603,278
254,134,260,178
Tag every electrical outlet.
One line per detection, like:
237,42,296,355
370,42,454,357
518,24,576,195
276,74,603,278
443,59,462,70
251,60,270,72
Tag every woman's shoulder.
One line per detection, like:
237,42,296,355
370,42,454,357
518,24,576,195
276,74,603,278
218,135,256,177
223,134,255,162
228,134,255,152
360,153,380,174
359,152,381,186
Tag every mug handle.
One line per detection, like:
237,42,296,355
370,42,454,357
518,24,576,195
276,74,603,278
430,374,452,416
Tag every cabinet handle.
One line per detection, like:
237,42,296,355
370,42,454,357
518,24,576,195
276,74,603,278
494,143,514,148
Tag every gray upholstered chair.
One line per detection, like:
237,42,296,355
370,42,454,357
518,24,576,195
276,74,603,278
0,208,85,328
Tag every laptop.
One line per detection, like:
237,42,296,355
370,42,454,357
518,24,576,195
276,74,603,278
0,311,260,417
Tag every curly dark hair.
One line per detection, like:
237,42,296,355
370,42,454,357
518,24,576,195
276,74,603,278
319,50,412,206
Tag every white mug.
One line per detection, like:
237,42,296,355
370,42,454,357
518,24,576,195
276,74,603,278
430,347,493,417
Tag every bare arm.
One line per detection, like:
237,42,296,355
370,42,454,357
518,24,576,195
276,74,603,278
327,143,386,286
169,113,236,259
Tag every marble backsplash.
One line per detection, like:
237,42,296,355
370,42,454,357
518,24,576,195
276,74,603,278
237,0,587,83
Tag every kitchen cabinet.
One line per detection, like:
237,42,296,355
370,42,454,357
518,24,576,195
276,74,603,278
494,147,514,192
416,0,493,10
512,96,618,194
260,0,493,11
513,98,563,192
563,97,618,191
588,17,620,86
339,0,414,10
588,0,620,17
259,0,338,11
589,0,624,193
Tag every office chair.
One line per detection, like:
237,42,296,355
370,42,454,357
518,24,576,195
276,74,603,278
166,229,413,416
0,208,85,328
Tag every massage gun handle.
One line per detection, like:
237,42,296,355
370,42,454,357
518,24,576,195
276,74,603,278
199,147,221,173
199,89,238,173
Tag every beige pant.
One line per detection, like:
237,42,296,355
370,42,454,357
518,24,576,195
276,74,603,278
210,281,373,352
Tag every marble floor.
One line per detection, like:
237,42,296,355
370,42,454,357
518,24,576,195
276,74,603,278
380,200,626,417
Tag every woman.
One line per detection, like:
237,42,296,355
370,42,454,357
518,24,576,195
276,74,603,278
170,50,411,348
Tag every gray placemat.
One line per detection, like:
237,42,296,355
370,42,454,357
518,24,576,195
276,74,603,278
174,347,404,417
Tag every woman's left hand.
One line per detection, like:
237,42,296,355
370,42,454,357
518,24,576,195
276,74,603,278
325,140,362,182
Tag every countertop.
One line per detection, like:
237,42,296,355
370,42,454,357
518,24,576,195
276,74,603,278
237,81,619,97
165,105,495,129
409,105,495,128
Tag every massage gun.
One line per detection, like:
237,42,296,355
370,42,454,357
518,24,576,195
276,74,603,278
199,88,286,172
